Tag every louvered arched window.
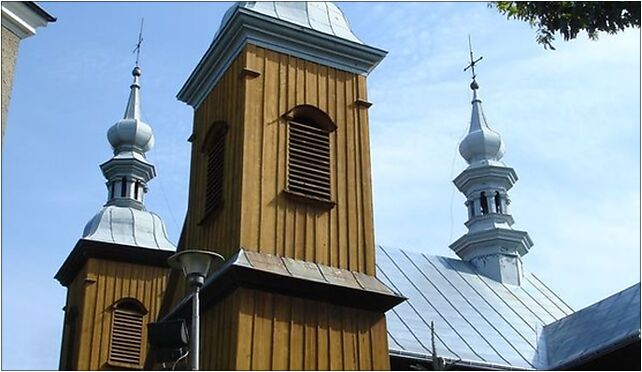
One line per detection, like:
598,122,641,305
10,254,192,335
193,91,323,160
285,105,336,207
201,121,228,223
108,298,148,368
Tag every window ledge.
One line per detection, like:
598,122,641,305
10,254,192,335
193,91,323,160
284,189,335,209
107,360,143,370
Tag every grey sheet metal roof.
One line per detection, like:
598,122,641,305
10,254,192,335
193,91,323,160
83,205,175,250
377,245,574,370
219,2,362,43
542,283,640,369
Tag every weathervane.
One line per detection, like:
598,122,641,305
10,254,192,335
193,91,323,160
132,18,144,67
463,35,482,80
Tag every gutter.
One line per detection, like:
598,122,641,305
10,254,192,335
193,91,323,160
26,2,56,22
388,348,531,371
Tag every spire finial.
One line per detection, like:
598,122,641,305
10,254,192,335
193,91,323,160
132,18,144,68
464,35,482,90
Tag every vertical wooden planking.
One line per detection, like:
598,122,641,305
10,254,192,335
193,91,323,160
98,260,113,367
235,288,255,369
261,49,279,256
356,75,376,275
288,296,305,370
341,306,358,370
335,70,348,270
328,67,339,269
370,313,390,369
77,259,97,369
316,300,330,370
272,293,291,370
88,259,105,368
285,54,297,260
293,56,306,262
276,52,288,258
303,299,317,370
317,64,330,267
357,309,373,370
251,290,274,370
352,75,365,274
328,303,344,370
344,73,359,272
253,46,266,253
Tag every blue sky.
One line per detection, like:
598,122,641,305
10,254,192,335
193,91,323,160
2,2,639,369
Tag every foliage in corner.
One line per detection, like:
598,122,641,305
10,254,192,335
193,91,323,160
489,2,640,50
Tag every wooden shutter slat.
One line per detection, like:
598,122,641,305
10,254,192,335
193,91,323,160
287,119,332,201
109,306,143,366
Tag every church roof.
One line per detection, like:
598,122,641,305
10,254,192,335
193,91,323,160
219,2,362,43
377,245,573,370
378,245,641,370
82,205,175,250
542,283,640,369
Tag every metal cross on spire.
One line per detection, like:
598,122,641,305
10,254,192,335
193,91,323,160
132,18,144,67
463,35,483,80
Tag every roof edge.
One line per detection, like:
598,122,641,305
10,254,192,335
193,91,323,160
26,2,56,22
388,348,531,371
177,6,387,109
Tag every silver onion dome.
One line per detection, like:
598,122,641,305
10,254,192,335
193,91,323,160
459,79,505,165
107,66,154,155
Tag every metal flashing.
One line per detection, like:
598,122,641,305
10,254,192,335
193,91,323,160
177,5,387,109
161,248,406,321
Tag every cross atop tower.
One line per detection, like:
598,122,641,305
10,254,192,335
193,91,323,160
132,18,144,67
463,35,483,80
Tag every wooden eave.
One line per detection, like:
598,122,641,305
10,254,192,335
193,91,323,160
161,249,407,322
55,239,173,287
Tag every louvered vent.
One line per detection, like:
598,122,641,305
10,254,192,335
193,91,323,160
205,134,225,216
109,308,143,366
287,120,331,201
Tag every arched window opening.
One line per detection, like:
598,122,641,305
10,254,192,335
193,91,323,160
108,298,147,368
134,180,140,200
120,177,127,198
285,105,335,204
480,192,488,215
201,121,228,222
495,192,502,214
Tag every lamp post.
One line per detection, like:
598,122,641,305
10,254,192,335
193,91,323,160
168,250,224,371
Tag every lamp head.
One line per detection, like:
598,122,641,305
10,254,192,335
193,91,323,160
167,250,225,288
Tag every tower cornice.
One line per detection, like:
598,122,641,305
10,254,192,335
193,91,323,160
449,228,533,262
177,4,387,109
453,164,518,195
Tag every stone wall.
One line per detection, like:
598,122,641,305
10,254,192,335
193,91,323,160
2,25,20,144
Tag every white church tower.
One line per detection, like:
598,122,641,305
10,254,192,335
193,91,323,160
450,51,533,286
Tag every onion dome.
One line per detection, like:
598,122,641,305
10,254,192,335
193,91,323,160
107,66,154,155
82,65,175,251
458,79,505,165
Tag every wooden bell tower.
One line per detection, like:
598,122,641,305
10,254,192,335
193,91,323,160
158,2,404,370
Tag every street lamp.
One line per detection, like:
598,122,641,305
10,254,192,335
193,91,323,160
168,250,224,371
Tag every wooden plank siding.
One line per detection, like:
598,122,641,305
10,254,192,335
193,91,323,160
225,287,390,370
163,43,378,315
65,258,168,370
160,44,389,370
237,44,377,275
